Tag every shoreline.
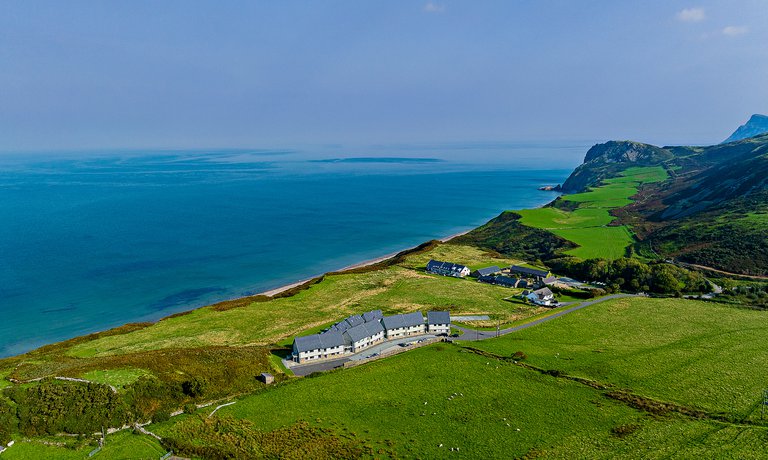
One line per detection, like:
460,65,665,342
256,229,472,297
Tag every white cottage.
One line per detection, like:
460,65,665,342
527,287,555,306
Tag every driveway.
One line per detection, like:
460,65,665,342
288,357,351,377
452,294,642,341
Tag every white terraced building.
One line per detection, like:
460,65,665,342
427,311,451,335
345,321,385,352
291,309,450,363
381,312,426,339
292,331,345,363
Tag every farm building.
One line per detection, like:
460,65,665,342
526,287,556,306
509,265,551,280
426,259,471,278
382,311,426,338
541,276,558,286
427,311,451,335
471,266,501,278
478,275,522,288
293,331,346,363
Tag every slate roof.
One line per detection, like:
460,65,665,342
294,331,345,352
329,321,350,333
494,276,519,287
427,311,451,325
344,321,385,343
479,275,518,287
533,287,554,298
510,265,550,278
382,311,425,330
362,309,383,322
473,266,501,277
426,259,469,274
345,315,365,328
542,276,558,285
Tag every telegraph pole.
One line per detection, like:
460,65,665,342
762,388,768,420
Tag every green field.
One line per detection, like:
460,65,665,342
143,296,768,458
81,368,149,388
471,296,768,420
2,431,166,460
517,166,667,259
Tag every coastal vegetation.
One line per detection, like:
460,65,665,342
547,257,710,294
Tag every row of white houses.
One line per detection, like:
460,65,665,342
292,310,451,363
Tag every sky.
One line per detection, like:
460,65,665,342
0,0,766,151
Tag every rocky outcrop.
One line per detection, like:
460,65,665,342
723,114,768,143
560,141,671,193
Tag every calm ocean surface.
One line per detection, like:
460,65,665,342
0,143,587,357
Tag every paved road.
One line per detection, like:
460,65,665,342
452,294,642,341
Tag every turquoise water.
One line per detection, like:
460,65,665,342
0,144,584,356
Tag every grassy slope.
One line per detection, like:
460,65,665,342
63,245,530,359
471,297,768,420
146,297,768,458
517,166,667,259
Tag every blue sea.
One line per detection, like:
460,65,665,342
0,142,587,357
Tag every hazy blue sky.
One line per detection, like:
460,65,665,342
1,1,766,151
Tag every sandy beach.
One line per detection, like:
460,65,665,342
257,229,471,297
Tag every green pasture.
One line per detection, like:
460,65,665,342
471,296,768,421
515,166,667,259
81,368,149,388
153,337,767,459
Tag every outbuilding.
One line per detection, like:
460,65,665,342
471,266,501,278
509,265,551,280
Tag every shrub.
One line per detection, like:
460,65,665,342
152,410,170,424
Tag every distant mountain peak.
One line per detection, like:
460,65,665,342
723,113,768,143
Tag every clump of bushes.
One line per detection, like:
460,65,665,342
5,379,128,436
548,257,711,295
